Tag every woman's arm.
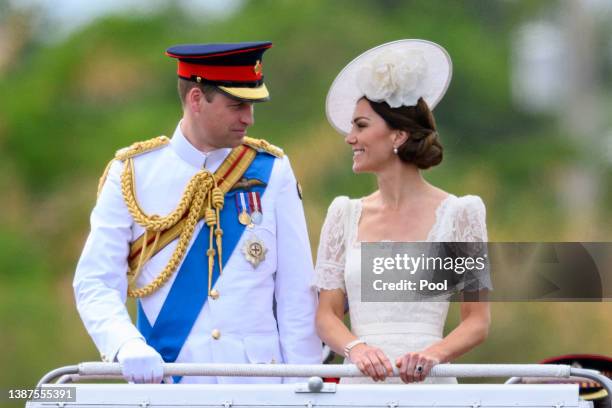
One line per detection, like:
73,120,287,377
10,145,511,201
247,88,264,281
414,196,491,366
316,289,354,354
423,299,490,362
396,298,490,383
316,289,394,381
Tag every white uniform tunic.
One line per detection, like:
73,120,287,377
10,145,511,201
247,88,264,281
73,123,322,383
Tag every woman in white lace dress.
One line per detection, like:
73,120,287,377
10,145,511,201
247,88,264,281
315,40,491,384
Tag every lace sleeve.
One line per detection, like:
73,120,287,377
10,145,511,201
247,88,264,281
452,195,492,292
453,195,488,242
314,196,350,292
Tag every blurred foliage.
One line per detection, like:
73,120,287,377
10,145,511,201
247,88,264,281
0,0,610,397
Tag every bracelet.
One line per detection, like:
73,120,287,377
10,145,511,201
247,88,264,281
343,338,366,358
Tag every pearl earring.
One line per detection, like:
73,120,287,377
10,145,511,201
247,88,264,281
393,147,398,154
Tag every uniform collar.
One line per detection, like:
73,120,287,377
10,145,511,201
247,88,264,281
170,122,231,172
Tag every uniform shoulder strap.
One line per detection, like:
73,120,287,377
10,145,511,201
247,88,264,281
242,136,284,158
115,135,170,161
97,136,170,198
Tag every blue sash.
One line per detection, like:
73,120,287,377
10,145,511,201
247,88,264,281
137,152,275,382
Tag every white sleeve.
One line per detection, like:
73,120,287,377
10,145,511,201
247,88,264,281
73,160,143,362
313,196,350,293
452,195,492,292
453,195,488,242
273,156,322,373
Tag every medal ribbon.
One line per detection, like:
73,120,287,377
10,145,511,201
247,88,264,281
251,191,261,213
235,193,246,217
239,192,249,217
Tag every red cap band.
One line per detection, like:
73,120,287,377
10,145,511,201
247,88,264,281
177,61,263,82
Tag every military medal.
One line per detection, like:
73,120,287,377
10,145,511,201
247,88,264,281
251,211,262,225
248,191,263,225
236,193,252,226
239,211,251,226
242,235,267,267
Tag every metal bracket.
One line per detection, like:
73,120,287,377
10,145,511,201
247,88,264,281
294,377,337,393
294,383,337,393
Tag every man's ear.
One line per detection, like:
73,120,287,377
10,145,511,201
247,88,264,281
186,87,204,114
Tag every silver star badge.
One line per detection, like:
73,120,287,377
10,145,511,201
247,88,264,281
242,235,267,268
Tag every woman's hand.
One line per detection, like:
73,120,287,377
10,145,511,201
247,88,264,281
348,343,394,382
395,351,440,383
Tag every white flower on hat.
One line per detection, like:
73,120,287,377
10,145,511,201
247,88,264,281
356,48,429,108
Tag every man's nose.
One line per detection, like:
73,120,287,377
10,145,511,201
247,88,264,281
240,105,254,126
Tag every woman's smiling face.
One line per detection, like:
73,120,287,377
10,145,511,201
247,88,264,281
345,98,397,174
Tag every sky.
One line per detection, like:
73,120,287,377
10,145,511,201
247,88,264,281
9,0,244,38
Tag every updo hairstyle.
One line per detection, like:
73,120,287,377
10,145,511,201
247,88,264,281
367,97,443,169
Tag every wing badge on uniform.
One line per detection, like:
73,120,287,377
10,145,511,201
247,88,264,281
242,235,267,268
229,177,266,192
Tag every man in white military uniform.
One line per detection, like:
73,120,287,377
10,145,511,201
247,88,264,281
73,41,322,384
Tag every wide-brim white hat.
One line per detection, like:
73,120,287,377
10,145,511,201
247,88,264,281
325,39,452,135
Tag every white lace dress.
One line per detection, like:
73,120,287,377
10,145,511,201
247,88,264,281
314,194,488,384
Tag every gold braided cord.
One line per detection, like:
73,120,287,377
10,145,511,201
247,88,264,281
122,157,220,298
97,159,114,198
211,186,224,276
126,146,256,263
215,209,223,275
212,187,225,275
203,183,225,296
123,144,257,297
121,158,207,232
127,183,207,298
208,229,215,295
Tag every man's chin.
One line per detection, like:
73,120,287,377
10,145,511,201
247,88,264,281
223,135,244,148
232,133,246,143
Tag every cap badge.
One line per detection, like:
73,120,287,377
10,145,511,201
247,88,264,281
253,60,263,75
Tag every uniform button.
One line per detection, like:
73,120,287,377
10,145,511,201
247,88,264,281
211,329,221,340
210,289,219,300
